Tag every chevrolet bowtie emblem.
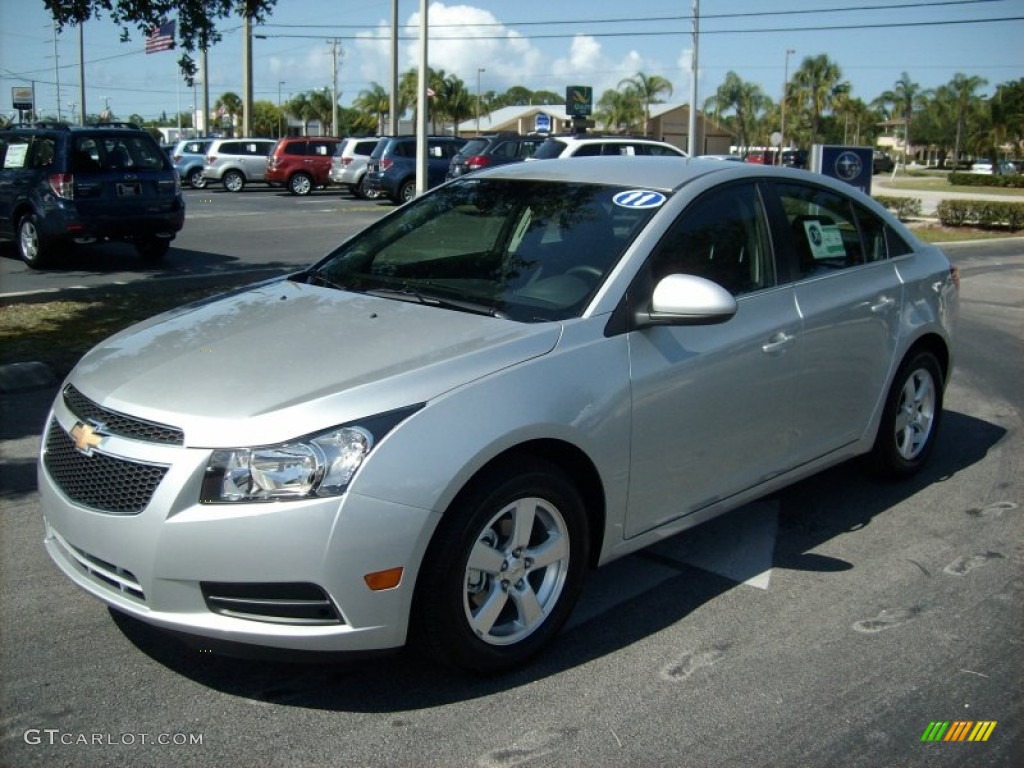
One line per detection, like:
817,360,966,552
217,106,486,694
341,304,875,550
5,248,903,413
70,421,105,456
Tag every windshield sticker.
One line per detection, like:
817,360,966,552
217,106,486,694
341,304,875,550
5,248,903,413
613,190,666,209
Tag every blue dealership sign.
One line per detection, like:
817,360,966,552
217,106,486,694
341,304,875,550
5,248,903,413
810,145,873,194
535,112,551,133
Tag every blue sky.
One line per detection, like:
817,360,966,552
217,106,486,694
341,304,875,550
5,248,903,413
1,0,1020,123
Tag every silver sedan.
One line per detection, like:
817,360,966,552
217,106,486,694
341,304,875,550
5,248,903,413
39,157,958,673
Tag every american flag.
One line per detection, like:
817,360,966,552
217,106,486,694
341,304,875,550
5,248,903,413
145,21,175,54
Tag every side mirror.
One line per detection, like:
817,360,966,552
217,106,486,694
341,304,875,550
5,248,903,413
636,274,738,327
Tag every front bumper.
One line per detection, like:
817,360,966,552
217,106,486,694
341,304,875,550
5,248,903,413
38,397,438,653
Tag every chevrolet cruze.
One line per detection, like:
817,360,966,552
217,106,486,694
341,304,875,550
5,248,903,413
39,157,958,673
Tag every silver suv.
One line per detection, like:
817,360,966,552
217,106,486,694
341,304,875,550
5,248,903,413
201,138,276,192
533,134,687,159
329,137,382,198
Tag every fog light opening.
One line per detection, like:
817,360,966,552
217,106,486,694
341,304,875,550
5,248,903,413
364,567,404,591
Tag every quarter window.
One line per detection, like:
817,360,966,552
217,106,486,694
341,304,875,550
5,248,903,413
650,183,775,296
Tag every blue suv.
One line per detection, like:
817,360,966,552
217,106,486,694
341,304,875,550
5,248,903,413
0,122,185,268
363,135,466,204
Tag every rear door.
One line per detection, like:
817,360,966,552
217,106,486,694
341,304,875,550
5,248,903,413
242,141,272,181
769,180,902,462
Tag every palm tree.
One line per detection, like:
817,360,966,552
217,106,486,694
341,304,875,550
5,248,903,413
619,72,673,137
596,88,643,133
704,71,769,150
790,55,845,145
947,73,988,168
286,93,315,136
308,89,335,135
436,73,473,135
877,72,928,167
354,82,391,135
214,91,242,135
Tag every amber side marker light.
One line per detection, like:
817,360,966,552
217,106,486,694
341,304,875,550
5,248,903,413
364,567,404,591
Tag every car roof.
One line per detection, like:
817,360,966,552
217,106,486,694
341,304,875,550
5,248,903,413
466,155,871,197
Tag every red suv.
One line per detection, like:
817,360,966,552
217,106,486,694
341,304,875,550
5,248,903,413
266,136,342,195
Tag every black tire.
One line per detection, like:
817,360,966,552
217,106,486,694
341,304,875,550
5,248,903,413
289,172,313,196
354,175,369,200
136,238,171,261
187,168,207,189
412,457,589,674
865,350,944,478
398,179,416,204
222,170,245,192
17,212,52,269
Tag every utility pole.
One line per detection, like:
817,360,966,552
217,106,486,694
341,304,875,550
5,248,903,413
242,13,253,137
390,0,398,135
78,23,86,124
52,22,62,121
476,68,485,134
781,48,795,160
687,0,699,156
328,38,341,136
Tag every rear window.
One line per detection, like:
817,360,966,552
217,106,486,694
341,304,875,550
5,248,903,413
533,139,568,160
456,139,490,158
74,135,166,172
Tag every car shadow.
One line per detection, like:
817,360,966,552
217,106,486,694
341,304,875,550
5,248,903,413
107,408,1006,710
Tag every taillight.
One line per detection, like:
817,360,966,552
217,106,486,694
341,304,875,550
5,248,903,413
206,154,215,164
950,265,960,289
172,153,182,163
47,173,74,200
380,158,393,171
466,155,492,171
341,157,353,166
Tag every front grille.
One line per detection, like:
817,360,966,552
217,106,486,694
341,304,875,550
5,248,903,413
50,528,145,601
44,420,168,515
201,582,344,626
63,385,184,445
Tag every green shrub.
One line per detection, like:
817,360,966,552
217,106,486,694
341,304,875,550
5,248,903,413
874,195,922,220
948,172,1024,189
936,199,1024,229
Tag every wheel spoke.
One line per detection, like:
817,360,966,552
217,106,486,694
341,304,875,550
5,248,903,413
469,585,508,637
511,499,537,550
510,582,544,629
468,540,505,574
527,533,568,570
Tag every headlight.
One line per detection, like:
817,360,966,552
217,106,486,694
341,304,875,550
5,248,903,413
200,406,421,503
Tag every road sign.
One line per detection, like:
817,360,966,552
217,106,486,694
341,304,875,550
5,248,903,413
12,87,34,111
566,85,593,117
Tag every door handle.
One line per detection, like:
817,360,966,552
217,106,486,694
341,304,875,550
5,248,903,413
870,295,896,313
762,331,796,354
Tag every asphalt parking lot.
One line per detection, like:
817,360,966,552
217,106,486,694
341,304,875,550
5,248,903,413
1,190,1021,768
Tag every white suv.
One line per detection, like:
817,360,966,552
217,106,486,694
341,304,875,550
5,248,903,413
533,134,687,159
329,137,382,198
201,138,276,192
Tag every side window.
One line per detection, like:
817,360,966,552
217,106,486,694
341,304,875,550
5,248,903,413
493,141,517,159
519,141,541,159
30,137,57,168
649,182,775,296
72,137,101,172
285,142,307,156
777,182,865,276
310,141,333,156
572,143,602,157
603,144,638,156
220,142,240,156
648,144,680,157
1,135,31,169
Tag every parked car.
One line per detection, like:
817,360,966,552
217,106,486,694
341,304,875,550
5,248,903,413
532,134,686,159
38,157,958,673
0,121,185,268
363,135,467,204
266,136,343,196
202,137,276,192
970,159,1018,175
446,133,545,179
780,149,808,169
873,151,895,174
743,149,779,165
329,136,382,199
171,138,214,188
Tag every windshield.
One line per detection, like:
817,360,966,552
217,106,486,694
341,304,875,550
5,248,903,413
308,177,663,322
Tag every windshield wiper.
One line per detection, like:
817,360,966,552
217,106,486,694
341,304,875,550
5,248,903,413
305,271,349,291
366,286,506,318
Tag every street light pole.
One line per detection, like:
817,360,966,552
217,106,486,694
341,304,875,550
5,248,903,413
278,80,285,137
476,68,485,134
780,48,795,161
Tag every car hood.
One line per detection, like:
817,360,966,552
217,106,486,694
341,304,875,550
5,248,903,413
68,279,561,446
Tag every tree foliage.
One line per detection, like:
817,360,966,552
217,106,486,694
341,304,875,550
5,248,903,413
44,0,277,84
